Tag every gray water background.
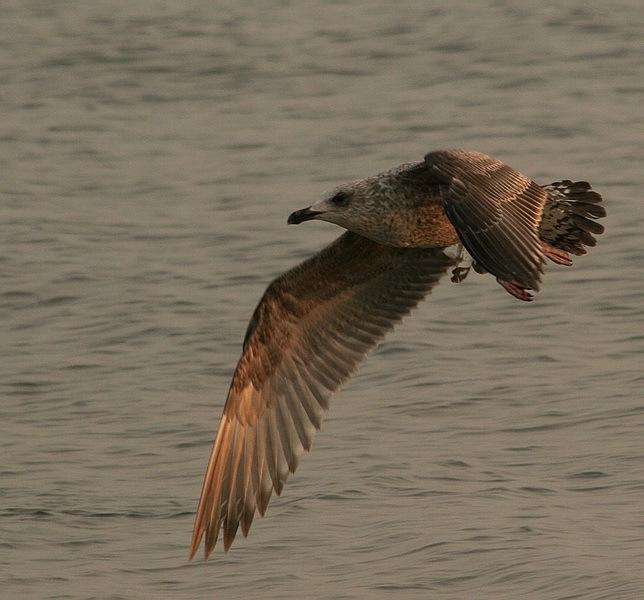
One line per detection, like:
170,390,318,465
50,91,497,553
1,1,642,598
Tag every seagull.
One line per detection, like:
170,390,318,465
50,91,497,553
190,150,605,559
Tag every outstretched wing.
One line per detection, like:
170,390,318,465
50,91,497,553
191,232,458,559
425,150,546,290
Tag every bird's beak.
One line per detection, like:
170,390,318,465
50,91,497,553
287,206,321,225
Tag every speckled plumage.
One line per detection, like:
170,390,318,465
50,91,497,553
190,150,606,559
540,180,606,255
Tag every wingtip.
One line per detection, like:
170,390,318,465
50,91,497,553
188,548,198,562
191,537,217,561
189,528,199,561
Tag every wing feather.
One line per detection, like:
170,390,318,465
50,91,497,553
190,232,457,559
425,150,546,289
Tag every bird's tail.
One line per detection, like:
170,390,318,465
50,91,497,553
538,180,606,265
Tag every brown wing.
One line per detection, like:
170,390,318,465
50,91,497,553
190,232,458,559
424,150,546,290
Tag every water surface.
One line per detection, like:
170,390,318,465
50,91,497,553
1,1,642,599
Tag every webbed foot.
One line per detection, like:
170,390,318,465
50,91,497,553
496,278,534,301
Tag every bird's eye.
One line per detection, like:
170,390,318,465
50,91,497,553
331,192,350,207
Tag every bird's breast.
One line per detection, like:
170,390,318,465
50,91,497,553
401,203,460,248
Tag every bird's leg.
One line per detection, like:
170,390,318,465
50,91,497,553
496,278,533,301
448,245,473,283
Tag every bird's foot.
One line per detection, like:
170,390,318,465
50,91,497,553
541,241,573,266
451,266,471,283
496,278,534,301
448,245,475,283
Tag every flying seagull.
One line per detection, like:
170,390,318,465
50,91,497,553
190,150,605,559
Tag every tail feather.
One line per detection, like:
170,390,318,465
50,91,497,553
539,180,606,257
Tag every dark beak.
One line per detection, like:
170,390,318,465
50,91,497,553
287,207,321,225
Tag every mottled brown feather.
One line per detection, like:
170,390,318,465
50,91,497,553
539,180,606,256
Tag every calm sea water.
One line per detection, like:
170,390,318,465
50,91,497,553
1,1,642,599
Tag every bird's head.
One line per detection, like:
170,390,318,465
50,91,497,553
288,183,361,228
